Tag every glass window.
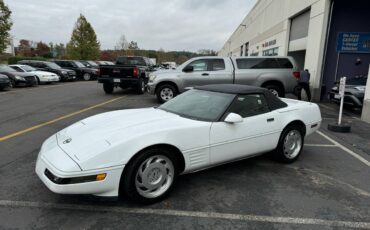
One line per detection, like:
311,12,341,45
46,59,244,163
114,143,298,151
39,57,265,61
226,94,270,118
0,65,17,72
21,65,36,72
116,57,146,66
236,58,280,69
210,59,225,71
11,66,24,72
276,58,293,68
73,61,85,68
187,59,208,72
159,89,235,122
46,62,61,69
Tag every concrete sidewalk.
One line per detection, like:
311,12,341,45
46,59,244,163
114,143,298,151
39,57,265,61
318,102,370,158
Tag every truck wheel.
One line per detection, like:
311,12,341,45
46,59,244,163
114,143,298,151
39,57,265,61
137,78,145,94
265,85,284,97
103,83,114,94
156,84,177,103
120,147,178,204
273,125,304,163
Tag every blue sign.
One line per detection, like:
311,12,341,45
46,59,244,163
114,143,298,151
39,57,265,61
336,32,370,53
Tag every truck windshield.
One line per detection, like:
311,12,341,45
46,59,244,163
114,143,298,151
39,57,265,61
158,90,235,122
116,57,146,66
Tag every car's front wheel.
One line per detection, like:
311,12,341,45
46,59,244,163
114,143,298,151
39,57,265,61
274,125,304,163
136,78,145,94
83,73,91,81
120,148,178,204
156,84,177,103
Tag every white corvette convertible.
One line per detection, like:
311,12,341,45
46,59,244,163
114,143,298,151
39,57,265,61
36,84,321,203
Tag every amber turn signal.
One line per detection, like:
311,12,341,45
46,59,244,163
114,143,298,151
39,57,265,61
96,173,107,181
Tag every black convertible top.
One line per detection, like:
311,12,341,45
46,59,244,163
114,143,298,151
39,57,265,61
194,84,288,111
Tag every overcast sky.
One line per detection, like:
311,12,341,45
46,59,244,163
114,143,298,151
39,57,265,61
6,0,256,52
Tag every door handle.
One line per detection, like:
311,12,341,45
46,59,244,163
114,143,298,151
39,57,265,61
201,73,209,76
267,118,275,122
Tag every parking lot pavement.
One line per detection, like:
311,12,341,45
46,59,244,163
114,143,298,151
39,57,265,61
0,82,369,229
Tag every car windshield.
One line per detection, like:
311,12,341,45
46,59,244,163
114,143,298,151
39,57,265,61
88,61,98,67
74,61,85,68
46,62,62,69
116,57,145,66
159,90,235,122
0,65,17,72
22,65,36,72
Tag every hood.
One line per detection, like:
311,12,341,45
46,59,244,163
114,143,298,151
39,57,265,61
0,74,9,80
56,108,181,163
32,71,57,76
0,71,35,77
60,68,75,73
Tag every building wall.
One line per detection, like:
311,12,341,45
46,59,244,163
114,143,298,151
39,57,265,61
322,0,370,97
219,0,331,101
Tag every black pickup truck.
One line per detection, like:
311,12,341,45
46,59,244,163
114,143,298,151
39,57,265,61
98,56,154,94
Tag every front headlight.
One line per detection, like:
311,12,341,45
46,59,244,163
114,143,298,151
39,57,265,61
61,71,67,74
15,76,25,80
354,86,365,91
149,75,157,82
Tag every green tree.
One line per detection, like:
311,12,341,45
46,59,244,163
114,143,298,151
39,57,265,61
66,14,100,60
0,0,12,54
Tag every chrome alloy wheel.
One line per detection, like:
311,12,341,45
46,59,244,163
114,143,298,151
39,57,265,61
283,130,302,159
160,88,174,101
83,73,91,81
135,155,174,198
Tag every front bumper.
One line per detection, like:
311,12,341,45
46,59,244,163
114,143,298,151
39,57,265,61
0,81,10,89
147,82,156,94
36,155,125,197
39,76,60,82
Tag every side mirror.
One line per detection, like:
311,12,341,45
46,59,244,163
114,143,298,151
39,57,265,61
224,113,243,124
183,65,194,72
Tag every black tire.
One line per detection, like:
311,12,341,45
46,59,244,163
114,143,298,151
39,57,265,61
36,77,41,85
103,82,114,94
136,78,145,94
156,84,177,103
10,79,15,88
264,84,284,97
273,125,304,163
120,148,179,204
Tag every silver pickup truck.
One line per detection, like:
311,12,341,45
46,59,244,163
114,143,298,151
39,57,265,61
147,56,301,103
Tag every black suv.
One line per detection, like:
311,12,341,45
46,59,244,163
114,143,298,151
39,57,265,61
52,60,98,81
0,64,37,87
18,60,76,81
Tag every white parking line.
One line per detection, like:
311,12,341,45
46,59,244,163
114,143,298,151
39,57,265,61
317,131,370,167
304,144,337,147
0,200,369,229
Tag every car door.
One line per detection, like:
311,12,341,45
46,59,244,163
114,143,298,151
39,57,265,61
209,94,281,165
178,58,233,90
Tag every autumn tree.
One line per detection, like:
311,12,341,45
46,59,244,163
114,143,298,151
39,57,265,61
17,39,32,56
0,0,12,54
35,41,50,57
66,14,100,60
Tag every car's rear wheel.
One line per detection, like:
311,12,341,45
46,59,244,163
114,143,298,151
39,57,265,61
137,78,145,94
103,82,114,94
120,148,178,204
156,84,177,103
264,84,284,97
274,125,304,163
83,73,91,81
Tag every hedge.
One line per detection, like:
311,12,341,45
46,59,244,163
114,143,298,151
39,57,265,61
7,56,47,65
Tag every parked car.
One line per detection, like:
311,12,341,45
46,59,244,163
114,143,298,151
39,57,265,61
0,64,38,87
18,60,76,81
329,76,367,108
0,74,11,90
35,84,321,203
9,64,60,84
98,56,154,94
52,60,99,81
79,60,99,69
96,61,115,66
147,56,300,103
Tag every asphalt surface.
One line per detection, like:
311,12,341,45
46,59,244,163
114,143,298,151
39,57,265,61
0,82,369,230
